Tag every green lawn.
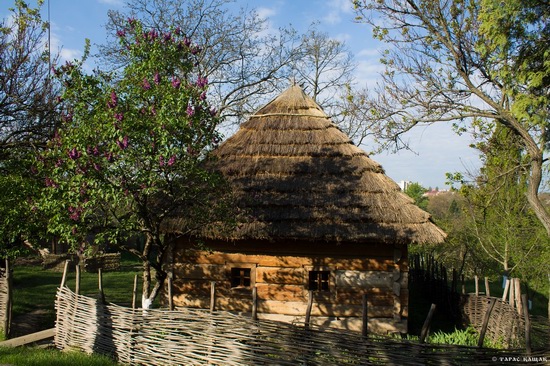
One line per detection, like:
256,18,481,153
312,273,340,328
11,253,142,333
0,347,119,366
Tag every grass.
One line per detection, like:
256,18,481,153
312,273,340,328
11,252,142,332
0,347,119,366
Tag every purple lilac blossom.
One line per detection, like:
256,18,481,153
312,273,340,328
143,78,151,90
171,77,181,89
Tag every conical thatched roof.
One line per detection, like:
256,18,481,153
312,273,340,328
209,85,446,244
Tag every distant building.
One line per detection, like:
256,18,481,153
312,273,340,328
398,180,413,191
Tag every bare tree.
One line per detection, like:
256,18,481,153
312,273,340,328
352,0,550,235
291,25,381,146
0,0,59,160
100,0,300,124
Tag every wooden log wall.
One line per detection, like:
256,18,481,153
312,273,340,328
166,239,408,334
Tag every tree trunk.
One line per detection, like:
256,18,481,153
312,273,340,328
140,232,168,309
141,233,153,309
525,149,550,237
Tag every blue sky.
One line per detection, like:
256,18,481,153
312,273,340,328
1,0,480,189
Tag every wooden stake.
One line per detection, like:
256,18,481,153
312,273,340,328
167,277,173,311
361,293,368,337
502,278,510,302
210,281,216,313
484,277,490,297
75,265,81,295
474,275,479,296
521,294,531,354
60,260,70,288
514,278,522,315
98,268,105,304
132,274,138,309
420,304,436,343
305,290,313,329
3,259,12,339
509,278,515,309
478,298,496,348
252,286,258,321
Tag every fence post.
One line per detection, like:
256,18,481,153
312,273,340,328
75,265,81,295
477,298,496,348
2,259,12,339
168,276,174,311
98,268,105,304
420,303,436,343
484,277,490,297
514,278,522,315
210,281,216,313
362,293,368,337
521,294,531,354
474,275,479,296
60,260,70,288
132,274,138,309
305,290,313,329
252,286,258,321
509,278,515,309
502,278,510,302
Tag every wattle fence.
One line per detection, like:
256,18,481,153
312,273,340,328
410,254,550,351
54,285,549,365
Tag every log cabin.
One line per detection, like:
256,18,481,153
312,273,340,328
163,84,446,334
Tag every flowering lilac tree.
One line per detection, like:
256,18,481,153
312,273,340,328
38,19,230,308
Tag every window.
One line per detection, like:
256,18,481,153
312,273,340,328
309,270,330,291
231,267,251,288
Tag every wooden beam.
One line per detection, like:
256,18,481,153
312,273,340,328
0,328,55,348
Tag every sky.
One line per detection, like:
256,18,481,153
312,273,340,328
1,0,481,189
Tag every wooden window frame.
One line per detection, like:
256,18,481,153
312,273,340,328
227,263,256,289
304,266,332,292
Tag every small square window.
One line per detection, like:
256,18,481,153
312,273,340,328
309,271,330,291
231,267,251,288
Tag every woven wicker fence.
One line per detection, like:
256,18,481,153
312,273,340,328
461,295,524,348
54,286,548,365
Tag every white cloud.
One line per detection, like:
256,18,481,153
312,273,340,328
97,0,124,6
60,47,83,62
256,6,277,21
322,0,353,25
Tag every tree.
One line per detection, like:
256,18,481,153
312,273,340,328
461,124,546,273
0,0,59,257
38,19,232,308
100,0,300,124
291,26,372,145
403,182,428,210
352,0,550,236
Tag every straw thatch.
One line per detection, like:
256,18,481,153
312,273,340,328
206,84,445,244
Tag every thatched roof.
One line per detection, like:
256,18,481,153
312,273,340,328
208,85,446,244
